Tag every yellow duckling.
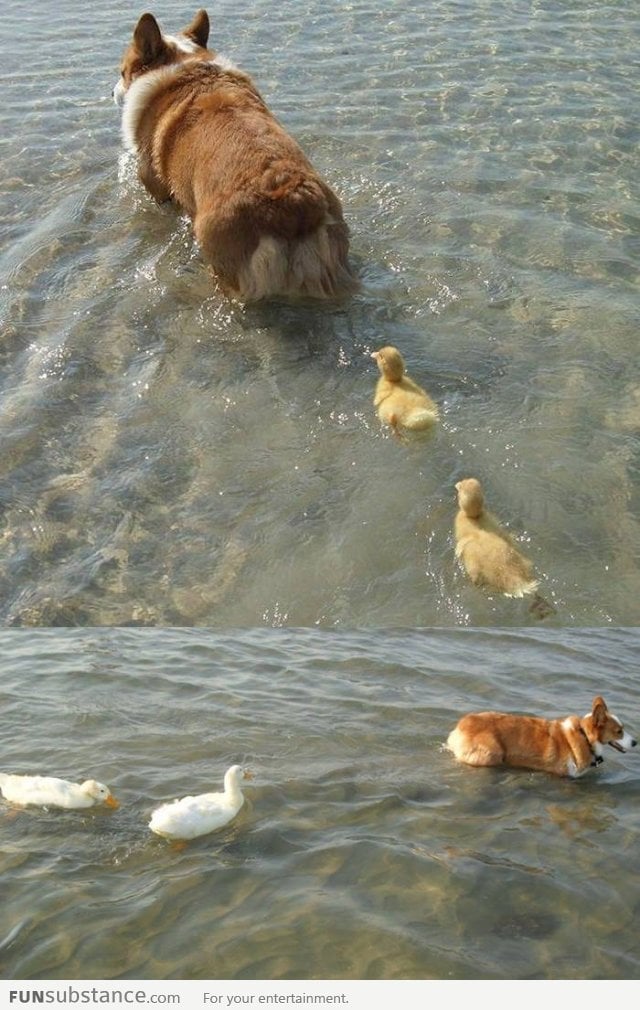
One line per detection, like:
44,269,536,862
454,477,539,598
371,345,439,436
0,773,119,810
149,765,251,841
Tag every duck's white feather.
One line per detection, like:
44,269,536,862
149,765,248,840
0,773,117,810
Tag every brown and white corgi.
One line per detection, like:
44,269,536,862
447,696,636,778
114,9,357,302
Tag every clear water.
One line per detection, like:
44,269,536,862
1,627,639,980
0,0,639,626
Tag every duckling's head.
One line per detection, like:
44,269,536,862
371,346,405,382
456,478,485,519
82,780,119,808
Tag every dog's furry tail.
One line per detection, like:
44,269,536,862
236,224,359,302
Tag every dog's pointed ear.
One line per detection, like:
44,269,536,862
183,9,210,48
134,13,165,63
592,696,608,727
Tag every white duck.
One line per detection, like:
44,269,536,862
149,765,251,841
0,773,119,810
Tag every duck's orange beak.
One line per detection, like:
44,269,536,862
243,770,254,781
104,794,120,809
370,351,379,361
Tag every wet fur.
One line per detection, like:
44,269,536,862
115,10,357,301
447,696,636,777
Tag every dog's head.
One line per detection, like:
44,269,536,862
113,9,211,105
587,696,637,757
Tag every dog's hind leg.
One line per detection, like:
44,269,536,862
194,211,265,299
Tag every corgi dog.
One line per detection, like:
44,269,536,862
447,696,636,778
371,346,439,436
114,9,357,302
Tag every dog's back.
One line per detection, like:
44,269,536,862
179,66,355,301
447,711,580,773
116,12,357,302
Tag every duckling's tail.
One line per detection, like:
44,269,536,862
403,407,439,431
504,577,539,599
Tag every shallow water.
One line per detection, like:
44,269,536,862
0,627,639,981
1,0,639,626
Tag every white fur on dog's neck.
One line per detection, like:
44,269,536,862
121,66,178,151
120,55,238,152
